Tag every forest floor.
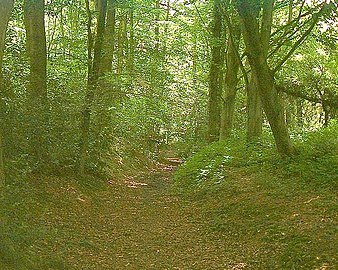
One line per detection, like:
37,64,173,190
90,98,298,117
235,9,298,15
1,161,249,270
68,162,245,270
38,162,248,270
1,157,336,269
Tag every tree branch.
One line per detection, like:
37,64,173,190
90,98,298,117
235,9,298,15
276,84,338,108
273,2,327,73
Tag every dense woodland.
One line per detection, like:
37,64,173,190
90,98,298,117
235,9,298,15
0,0,337,177
0,0,337,269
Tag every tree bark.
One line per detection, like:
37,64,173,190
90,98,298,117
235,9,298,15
100,0,116,75
247,72,263,142
208,0,223,142
24,0,50,165
220,21,241,140
79,0,108,174
0,134,4,187
127,8,134,73
150,0,161,90
117,12,127,75
0,0,13,72
237,0,295,156
0,0,14,186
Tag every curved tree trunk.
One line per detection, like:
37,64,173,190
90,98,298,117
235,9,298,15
237,0,295,156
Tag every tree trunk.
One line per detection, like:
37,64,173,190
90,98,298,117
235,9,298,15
0,0,13,71
24,0,50,166
79,0,107,174
0,0,14,186
255,62,294,155
220,23,241,140
0,134,4,187
117,12,127,75
100,0,116,75
150,0,160,90
237,0,295,156
282,94,293,127
208,0,223,142
127,8,134,73
247,72,263,142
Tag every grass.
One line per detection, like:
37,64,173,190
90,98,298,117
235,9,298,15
174,123,338,269
0,172,108,269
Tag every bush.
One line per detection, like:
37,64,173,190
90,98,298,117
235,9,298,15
174,123,338,195
286,121,338,185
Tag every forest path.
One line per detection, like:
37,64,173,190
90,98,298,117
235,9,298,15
60,161,243,270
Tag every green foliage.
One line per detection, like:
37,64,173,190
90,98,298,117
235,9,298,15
175,123,338,195
174,130,272,194
286,121,338,185
174,125,337,269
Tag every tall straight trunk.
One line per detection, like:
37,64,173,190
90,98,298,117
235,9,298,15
192,12,198,86
24,0,50,165
0,0,13,73
127,8,134,73
117,11,128,75
150,0,160,89
116,13,127,75
100,0,116,75
163,0,171,54
247,72,263,142
0,0,14,186
282,94,293,127
208,0,223,142
154,0,160,52
237,0,295,156
0,134,4,187
220,23,241,140
79,0,107,174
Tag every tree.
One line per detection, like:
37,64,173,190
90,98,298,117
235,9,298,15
236,0,295,156
24,0,50,166
100,0,116,75
246,72,263,142
236,0,333,155
220,13,241,140
208,0,223,142
79,0,108,174
0,0,14,186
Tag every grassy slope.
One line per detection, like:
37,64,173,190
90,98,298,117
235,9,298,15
174,124,338,269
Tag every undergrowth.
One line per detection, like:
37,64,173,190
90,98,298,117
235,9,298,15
0,172,107,269
174,122,338,195
174,123,338,269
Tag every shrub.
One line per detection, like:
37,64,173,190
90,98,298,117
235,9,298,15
174,123,338,194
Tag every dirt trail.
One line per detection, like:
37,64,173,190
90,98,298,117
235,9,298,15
63,163,240,270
